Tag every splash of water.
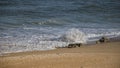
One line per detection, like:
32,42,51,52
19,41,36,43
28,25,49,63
60,28,87,44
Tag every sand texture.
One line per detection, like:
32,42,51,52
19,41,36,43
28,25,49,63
0,42,120,68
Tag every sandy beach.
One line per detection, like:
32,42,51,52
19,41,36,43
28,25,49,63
0,41,120,68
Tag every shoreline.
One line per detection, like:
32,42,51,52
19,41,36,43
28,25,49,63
0,35,120,56
1,36,120,56
0,41,120,68
0,37,120,56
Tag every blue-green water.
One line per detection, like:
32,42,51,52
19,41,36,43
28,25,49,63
0,0,120,54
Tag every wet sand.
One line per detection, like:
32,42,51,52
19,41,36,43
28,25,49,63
0,42,120,68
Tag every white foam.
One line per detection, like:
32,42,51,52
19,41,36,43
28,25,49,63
87,31,120,38
60,28,87,44
86,31,120,42
0,27,120,55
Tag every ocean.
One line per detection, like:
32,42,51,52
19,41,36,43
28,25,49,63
0,0,120,54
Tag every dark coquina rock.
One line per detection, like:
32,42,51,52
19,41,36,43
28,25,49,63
68,43,82,48
96,37,109,44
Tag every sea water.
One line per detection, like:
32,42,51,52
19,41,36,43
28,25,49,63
0,0,120,54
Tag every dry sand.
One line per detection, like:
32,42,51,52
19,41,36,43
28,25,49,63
0,42,120,68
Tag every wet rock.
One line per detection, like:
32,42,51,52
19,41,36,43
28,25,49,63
68,43,82,48
96,37,109,44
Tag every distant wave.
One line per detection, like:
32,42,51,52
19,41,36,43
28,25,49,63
31,19,64,25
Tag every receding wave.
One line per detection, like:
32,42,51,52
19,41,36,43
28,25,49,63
0,28,87,54
1,27,120,55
